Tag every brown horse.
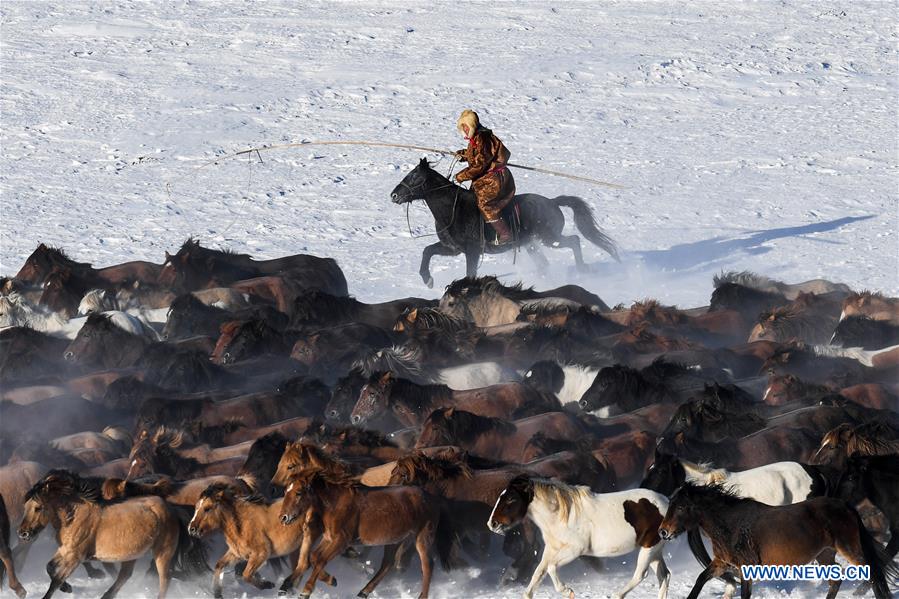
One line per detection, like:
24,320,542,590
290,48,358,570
658,482,896,599
713,270,852,300
763,373,898,410
188,482,333,597
158,238,347,296
15,244,161,289
279,468,445,598
748,294,840,345
271,441,359,488
415,408,589,462
19,470,180,599
841,290,899,324
126,427,249,480
813,422,899,468
351,371,561,428
0,494,25,598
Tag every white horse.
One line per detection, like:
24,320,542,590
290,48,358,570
812,343,899,369
77,289,119,315
489,476,670,599
1,293,159,340
644,454,822,506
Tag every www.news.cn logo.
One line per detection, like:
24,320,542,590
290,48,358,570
741,564,870,581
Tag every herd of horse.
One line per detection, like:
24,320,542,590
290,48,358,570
1,239,898,599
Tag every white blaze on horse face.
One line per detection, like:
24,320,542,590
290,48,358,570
487,489,507,533
286,483,294,494
839,310,846,322
762,386,772,403
189,498,206,530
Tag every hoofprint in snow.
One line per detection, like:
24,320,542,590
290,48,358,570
1,2,895,599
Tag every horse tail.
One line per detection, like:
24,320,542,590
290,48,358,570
552,196,620,261
434,500,467,571
853,506,898,599
170,505,211,579
686,528,712,568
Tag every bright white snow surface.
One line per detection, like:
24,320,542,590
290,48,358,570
1,1,895,597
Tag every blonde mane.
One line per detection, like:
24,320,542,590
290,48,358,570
680,459,729,484
530,478,594,522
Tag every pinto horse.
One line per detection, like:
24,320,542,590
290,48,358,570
658,482,897,599
489,476,671,599
391,159,618,288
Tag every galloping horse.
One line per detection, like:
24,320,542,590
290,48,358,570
390,159,619,287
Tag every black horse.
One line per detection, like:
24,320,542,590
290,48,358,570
390,158,619,287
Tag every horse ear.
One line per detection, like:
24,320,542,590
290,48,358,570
380,371,393,385
419,157,428,167
164,251,172,261
408,307,418,322
445,407,455,417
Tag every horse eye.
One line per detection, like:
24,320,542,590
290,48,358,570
287,465,295,470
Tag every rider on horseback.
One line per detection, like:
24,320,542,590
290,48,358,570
453,110,516,245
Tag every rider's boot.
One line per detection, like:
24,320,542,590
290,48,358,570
489,219,513,245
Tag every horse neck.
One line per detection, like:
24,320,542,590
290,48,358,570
393,378,451,413
421,175,463,226
53,498,100,537
156,445,199,478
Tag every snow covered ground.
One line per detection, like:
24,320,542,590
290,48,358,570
1,1,896,597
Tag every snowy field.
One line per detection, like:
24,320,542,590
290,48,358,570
1,1,896,598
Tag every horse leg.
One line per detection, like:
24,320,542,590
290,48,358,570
415,521,436,599
522,548,554,599
419,242,458,288
300,538,346,599
212,550,239,599
83,560,107,579
614,545,653,599
99,559,135,599
240,553,275,590
649,554,671,599
0,543,25,598
546,563,573,598
740,577,753,599
525,244,550,273
42,554,82,599
465,247,480,278
357,543,399,598
556,235,585,269
685,560,727,599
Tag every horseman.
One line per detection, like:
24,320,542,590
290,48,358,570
453,109,516,244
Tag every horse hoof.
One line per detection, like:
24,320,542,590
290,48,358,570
567,590,575,599
423,276,434,289
357,592,369,598
60,582,73,593
327,576,338,587
260,581,275,590
14,587,26,599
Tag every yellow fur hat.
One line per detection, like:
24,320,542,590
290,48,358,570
457,109,480,136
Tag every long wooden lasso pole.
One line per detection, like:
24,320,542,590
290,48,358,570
225,140,626,189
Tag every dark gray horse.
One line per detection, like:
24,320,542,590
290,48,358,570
390,159,619,287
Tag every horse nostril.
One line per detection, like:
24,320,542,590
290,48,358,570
578,400,588,409
280,515,289,524
351,415,361,425
391,192,398,201
64,351,74,361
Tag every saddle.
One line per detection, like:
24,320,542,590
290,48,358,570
483,198,522,245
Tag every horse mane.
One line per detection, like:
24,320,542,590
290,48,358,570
626,299,686,326
672,481,745,507
424,408,516,443
713,270,778,290
444,275,536,302
34,244,93,270
386,375,452,414
400,307,472,334
529,477,593,522
285,441,357,477
352,343,427,379
678,459,729,484
27,470,101,504
822,422,899,457
391,453,473,483
313,422,398,448
178,238,250,260
847,289,888,301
